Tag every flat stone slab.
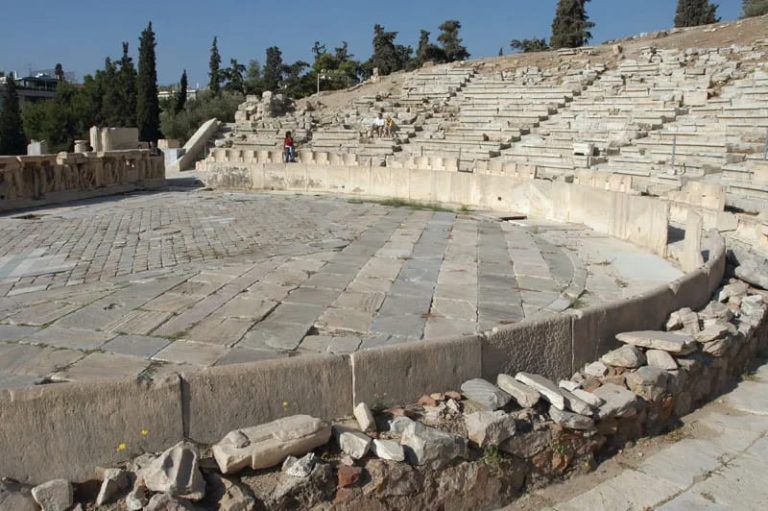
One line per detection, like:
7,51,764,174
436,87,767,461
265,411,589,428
102,335,172,359
497,374,540,408
152,340,228,367
515,372,566,410
723,381,768,416
616,330,698,354
461,379,512,411
53,352,150,382
25,327,114,351
555,469,680,511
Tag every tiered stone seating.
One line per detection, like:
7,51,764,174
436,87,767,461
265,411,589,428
495,49,738,180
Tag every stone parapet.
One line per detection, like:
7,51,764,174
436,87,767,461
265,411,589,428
0,150,165,211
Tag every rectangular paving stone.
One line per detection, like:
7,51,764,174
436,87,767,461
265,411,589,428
332,291,386,313
52,352,150,382
0,372,44,390
4,345,83,377
303,272,351,290
245,282,294,301
185,316,255,347
214,295,276,320
152,340,229,367
261,268,309,286
142,292,204,313
554,469,680,511
5,301,80,326
433,283,477,302
389,279,435,297
0,324,40,342
102,335,172,359
267,303,325,325
424,318,478,339
25,327,114,351
104,309,173,336
239,320,311,351
370,314,426,338
430,298,477,321
283,287,340,306
316,308,374,334
347,276,394,294
213,346,286,366
378,294,433,317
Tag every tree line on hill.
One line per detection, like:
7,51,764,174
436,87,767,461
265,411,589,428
1,0,767,154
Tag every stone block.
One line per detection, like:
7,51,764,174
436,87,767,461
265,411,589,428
482,315,572,382
184,354,351,444
460,378,512,410
350,335,481,409
212,415,331,474
496,373,540,407
0,375,184,484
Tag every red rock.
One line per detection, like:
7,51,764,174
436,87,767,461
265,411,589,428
429,392,445,401
334,487,357,504
417,395,438,407
387,407,407,417
338,466,363,488
445,391,462,401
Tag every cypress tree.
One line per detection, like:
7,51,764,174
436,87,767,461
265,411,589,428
551,0,595,49
117,42,137,127
175,69,188,114
0,75,27,155
136,21,161,142
368,25,403,75
54,63,65,82
101,57,121,126
209,36,222,96
742,0,768,17
675,0,719,27
263,46,284,91
437,20,470,62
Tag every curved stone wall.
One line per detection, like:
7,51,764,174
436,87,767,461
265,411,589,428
0,163,728,484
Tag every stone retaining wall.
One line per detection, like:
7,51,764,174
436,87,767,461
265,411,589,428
200,163,671,256
0,150,165,211
0,165,726,484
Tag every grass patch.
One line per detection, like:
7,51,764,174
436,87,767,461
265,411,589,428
482,446,504,466
571,291,591,309
348,197,458,213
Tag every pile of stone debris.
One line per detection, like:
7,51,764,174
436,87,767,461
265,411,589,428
1,279,765,511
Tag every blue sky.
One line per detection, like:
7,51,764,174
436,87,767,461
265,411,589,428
1,0,743,87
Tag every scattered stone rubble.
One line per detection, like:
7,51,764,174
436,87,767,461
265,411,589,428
1,277,765,510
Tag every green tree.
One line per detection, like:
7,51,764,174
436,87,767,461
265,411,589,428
311,41,327,58
137,21,161,142
160,90,243,143
54,63,65,82
413,30,446,68
510,38,550,53
437,20,470,62
551,0,595,49
0,75,27,155
367,24,404,76
263,47,284,91
675,0,720,27
244,59,264,95
100,58,121,125
175,69,188,113
117,42,137,126
742,0,768,16
224,58,246,94
209,36,222,95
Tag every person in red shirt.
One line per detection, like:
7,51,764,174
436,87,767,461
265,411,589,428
284,131,296,162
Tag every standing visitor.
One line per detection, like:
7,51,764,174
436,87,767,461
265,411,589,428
284,131,296,162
